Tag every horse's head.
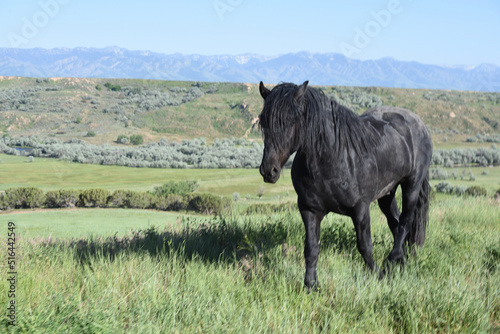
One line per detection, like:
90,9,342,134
258,81,308,183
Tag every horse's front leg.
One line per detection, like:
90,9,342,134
300,209,325,290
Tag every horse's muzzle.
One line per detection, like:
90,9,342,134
260,164,280,183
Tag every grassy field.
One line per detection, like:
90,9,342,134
430,165,500,194
1,75,500,332
1,209,185,239
0,153,294,200
2,152,500,199
0,197,499,333
1,135,500,331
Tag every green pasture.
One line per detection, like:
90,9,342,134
1,152,500,332
1,209,184,240
2,152,500,201
0,153,295,200
428,165,500,195
0,197,499,333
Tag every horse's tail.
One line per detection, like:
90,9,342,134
409,172,430,246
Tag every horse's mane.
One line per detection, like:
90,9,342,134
260,83,381,164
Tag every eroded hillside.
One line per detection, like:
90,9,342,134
0,76,499,145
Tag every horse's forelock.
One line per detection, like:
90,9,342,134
259,83,302,145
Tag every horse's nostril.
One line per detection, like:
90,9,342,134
271,167,279,178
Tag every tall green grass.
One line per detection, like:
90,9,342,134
1,197,499,333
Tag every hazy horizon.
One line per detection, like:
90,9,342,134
1,0,499,67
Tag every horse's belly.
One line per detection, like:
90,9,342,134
374,180,399,200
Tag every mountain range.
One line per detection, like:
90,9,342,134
1,47,499,92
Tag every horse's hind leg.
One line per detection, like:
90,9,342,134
377,188,400,241
386,180,421,265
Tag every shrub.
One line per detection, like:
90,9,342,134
45,189,80,208
452,185,468,196
155,194,186,211
434,182,467,196
0,136,266,169
126,191,155,209
86,131,96,137
187,193,230,215
153,180,199,197
78,189,110,208
108,190,155,209
116,135,129,144
129,134,144,145
0,187,45,209
104,82,121,91
465,186,487,197
107,190,129,208
430,167,448,180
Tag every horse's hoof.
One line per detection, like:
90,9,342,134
303,281,320,293
304,285,320,293
387,249,406,265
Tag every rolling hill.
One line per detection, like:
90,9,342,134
0,76,499,147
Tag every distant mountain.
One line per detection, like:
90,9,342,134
0,47,499,91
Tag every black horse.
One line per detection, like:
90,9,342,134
258,81,432,288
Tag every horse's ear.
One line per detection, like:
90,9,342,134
293,81,309,102
259,81,270,100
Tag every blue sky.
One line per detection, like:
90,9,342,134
0,0,498,66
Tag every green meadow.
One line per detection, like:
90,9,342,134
0,197,499,333
2,152,499,204
0,153,293,198
1,209,184,240
1,152,500,332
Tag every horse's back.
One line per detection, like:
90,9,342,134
363,106,426,132
362,106,432,176
362,106,430,144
